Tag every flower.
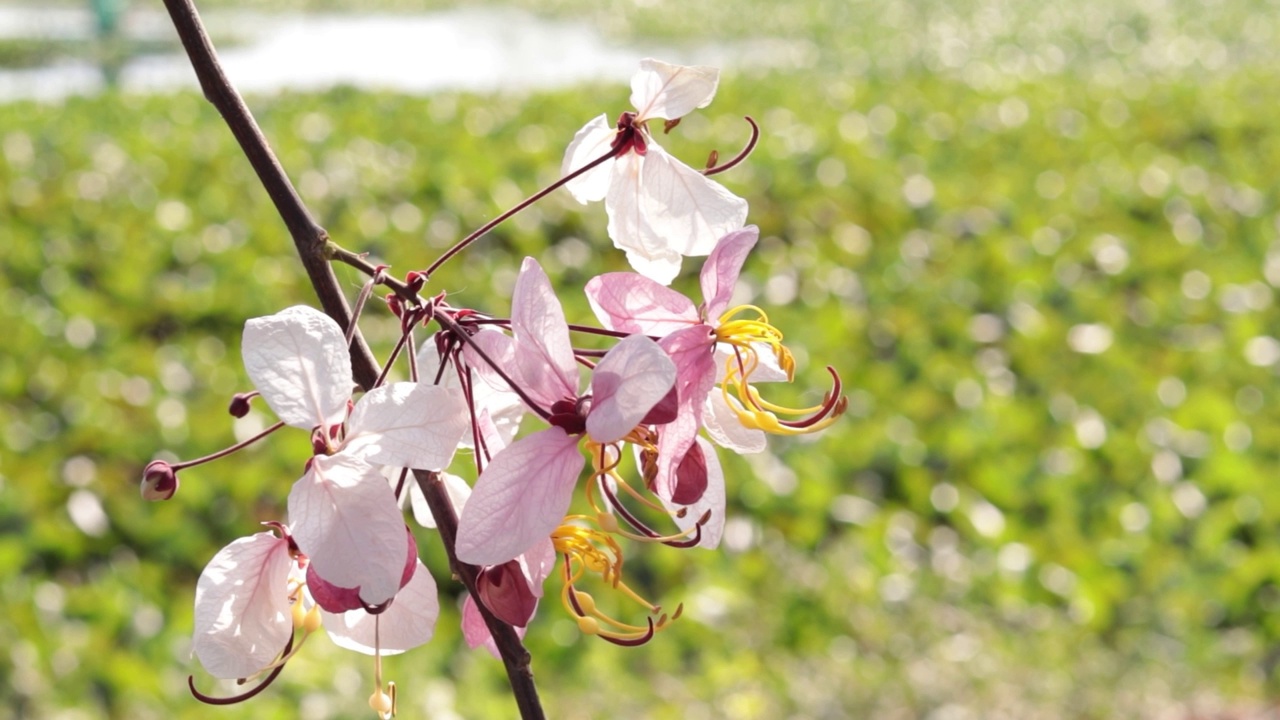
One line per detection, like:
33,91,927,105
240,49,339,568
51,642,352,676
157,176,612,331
586,226,845,502
561,58,749,285
454,257,676,568
241,305,468,609
192,523,438,700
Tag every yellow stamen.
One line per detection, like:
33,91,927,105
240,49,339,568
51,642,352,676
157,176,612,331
550,520,677,644
713,305,844,436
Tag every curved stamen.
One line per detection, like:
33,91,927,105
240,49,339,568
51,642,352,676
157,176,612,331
188,634,294,705
704,116,760,177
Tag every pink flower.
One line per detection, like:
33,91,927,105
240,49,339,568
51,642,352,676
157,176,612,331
454,258,676,567
586,226,759,503
561,58,749,285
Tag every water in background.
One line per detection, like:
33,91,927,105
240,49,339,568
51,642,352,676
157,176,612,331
0,5,801,102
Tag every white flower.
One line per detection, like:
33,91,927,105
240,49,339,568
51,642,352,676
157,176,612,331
561,58,749,285
242,305,468,607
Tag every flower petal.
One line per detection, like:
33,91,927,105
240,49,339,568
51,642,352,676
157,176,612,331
585,271,698,336
561,114,617,204
192,532,293,680
587,334,676,444
702,391,767,454
659,438,726,549
699,226,759,319
288,454,409,607
321,558,439,656
650,325,718,499
640,144,749,258
462,593,528,659
455,427,584,566
242,305,353,430
630,58,719,121
511,257,579,407
344,383,468,471
397,470,471,530
605,145,748,284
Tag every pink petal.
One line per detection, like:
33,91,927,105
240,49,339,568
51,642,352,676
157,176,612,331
462,593,528,659
650,325,718,499
510,258,579,408
242,305,352,430
658,438,725,549
586,334,676,444
585,272,698,336
344,383,468,471
455,427,584,566
699,226,759,320
288,454,409,607
192,532,293,679
630,58,719,121
561,114,617,203
321,558,439,656
457,326,516,393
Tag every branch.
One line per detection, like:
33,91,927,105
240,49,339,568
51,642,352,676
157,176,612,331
414,470,546,720
159,1,546,717
159,0,379,385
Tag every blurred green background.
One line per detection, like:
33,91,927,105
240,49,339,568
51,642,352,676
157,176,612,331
4,0,1280,717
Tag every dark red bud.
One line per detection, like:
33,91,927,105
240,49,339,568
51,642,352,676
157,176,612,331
476,560,537,627
671,442,709,506
405,271,427,294
307,527,418,615
641,386,679,426
228,392,255,418
140,460,179,501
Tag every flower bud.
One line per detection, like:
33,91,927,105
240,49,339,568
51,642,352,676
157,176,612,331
228,392,254,418
140,460,179,501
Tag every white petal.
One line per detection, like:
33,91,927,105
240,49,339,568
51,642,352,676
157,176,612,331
401,471,471,530
288,454,409,606
192,532,293,679
640,144,749,258
702,390,767,454
242,305,352,430
344,383,468,471
714,342,789,383
561,114,617,204
604,146,748,285
587,334,675,444
455,428,584,566
419,331,527,446
630,58,719,121
321,559,439,655
658,437,726,549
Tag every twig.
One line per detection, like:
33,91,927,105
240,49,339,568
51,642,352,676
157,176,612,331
158,1,546,717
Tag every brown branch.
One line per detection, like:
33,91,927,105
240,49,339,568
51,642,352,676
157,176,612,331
414,470,546,720
159,0,380,385
159,1,546,717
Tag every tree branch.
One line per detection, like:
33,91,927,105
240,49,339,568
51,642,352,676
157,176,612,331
159,1,545,717
159,0,379,385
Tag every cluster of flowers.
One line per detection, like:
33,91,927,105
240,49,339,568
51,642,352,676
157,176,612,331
143,59,845,715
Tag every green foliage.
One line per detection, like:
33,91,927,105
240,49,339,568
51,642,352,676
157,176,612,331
4,3,1280,715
